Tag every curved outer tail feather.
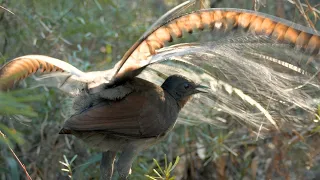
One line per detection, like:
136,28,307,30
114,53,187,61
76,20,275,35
0,55,86,91
1,9,319,91
114,8,319,83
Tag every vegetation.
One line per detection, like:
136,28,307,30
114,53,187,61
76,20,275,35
0,0,319,179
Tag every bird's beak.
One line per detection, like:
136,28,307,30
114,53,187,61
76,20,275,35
195,84,209,93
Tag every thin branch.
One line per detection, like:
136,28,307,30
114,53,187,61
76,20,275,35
288,124,316,145
0,131,32,180
292,0,316,29
0,5,15,15
287,0,320,14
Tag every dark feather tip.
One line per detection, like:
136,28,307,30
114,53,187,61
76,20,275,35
59,128,72,134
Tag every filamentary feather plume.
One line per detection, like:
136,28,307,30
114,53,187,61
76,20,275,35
1,1,320,179
1,7,319,132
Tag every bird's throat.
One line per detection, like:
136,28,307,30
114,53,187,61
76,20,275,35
177,96,191,109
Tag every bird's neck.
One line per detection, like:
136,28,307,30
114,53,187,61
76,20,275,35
177,96,192,109
164,90,190,110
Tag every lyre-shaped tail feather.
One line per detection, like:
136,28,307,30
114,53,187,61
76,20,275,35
139,39,320,130
114,8,319,84
0,55,86,91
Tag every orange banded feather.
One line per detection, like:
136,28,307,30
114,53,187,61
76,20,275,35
0,55,85,90
114,8,319,82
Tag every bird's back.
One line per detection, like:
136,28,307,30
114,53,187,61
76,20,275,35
60,77,180,139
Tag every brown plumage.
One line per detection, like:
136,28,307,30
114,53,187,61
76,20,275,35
59,75,204,179
60,77,180,138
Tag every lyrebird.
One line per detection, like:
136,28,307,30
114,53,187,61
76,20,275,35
1,1,319,179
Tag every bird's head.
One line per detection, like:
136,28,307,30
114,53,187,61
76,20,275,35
161,75,207,108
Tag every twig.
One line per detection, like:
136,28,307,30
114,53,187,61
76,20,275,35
0,5,15,15
0,131,32,180
292,0,316,29
288,124,316,145
304,1,320,23
286,0,320,14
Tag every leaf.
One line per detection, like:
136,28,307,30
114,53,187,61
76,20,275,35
0,124,24,145
164,154,168,171
61,168,70,172
145,175,157,180
0,91,40,117
153,158,164,175
6,158,19,180
70,154,78,164
63,155,70,166
74,153,101,176
59,161,69,167
94,0,103,10
170,156,180,172
153,169,162,178
166,162,173,175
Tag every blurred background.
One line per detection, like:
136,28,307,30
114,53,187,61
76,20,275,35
0,0,319,179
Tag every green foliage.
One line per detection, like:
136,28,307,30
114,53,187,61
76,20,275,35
0,90,43,117
1,1,168,179
59,154,78,179
0,124,23,146
0,89,43,147
0,89,42,178
145,155,180,180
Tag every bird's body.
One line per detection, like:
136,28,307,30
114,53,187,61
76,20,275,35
60,77,180,148
58,75,202,179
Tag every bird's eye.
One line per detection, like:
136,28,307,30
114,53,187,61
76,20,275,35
183,83,190,89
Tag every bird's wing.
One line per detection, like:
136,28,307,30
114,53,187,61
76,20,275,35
0,55,114,95
61,89,167,138
111,8,319,85
61,95,144,137
0,55,85,92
